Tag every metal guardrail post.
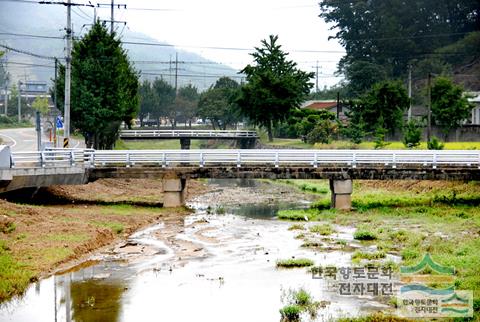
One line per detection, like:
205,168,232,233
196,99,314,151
392,153,396,169
433,153,437,169
40,151,45,168
275,152,279,168
237,152,241,168
352,152,357,168
199,152,204,167
90,151,95,168
313,152,318,168
70,151,75,166
126,153,131,168
162,152,166,168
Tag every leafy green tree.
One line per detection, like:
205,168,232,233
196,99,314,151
7,84,29,118
319,0,479,94
431,77,474,140
31,96,50,115
138,80,156,127
237,35,314,141
53,22,139,149
198,77,241,130
342,107,366,144
175,84,199,127
151,78,175,128
402,119,422,148
351,81,409,136
305,119,338,145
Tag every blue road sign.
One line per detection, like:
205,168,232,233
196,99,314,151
56,116,63,129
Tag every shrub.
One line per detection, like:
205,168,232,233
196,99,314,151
427,136,444,150
277,210,314,221
402,119,422,148
352,251,386,260
288,224,305,231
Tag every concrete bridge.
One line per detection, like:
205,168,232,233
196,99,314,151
119,130,258,149
1,146,480,209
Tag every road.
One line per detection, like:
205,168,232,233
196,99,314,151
0,127,84,152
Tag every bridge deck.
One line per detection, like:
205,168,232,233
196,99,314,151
119,130,258,140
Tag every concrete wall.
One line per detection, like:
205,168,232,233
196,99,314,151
0,145,11,169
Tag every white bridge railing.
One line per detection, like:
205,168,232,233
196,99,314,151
119,130,258,138
8,149,480,169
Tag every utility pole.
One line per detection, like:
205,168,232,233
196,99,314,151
17,80,21,123
407,65,412,121
97,2,126,35
315,61,319,93
54,58,58,147
3,64,7,116
40,1,94,148
110,0,114,34
427,73,432,143
64,0,72,148
175,52,178,93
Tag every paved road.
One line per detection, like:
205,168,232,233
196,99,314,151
0,127,84,152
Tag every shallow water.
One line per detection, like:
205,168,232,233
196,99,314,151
0,187,390,322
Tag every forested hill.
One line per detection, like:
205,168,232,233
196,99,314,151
319,0,480,96
0,2,238,91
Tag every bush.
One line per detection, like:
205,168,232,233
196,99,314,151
373,123,389,149
279,305,301,321
427,136,444,150
402,119,422,148
305,119,337,144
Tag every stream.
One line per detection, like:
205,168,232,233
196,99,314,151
0,180,391,322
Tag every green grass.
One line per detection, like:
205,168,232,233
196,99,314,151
262,138,480,150
288,224,305,231
276,258,314,268
44,233,89,243
0,241,35,302
353,229,377,240
277,209,316,221
279,304,301,321
309,224,335,235
115,138,233,150
351,251,386,261
91,221,124,234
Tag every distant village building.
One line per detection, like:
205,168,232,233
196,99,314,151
301,100,348,120
467,92,480,125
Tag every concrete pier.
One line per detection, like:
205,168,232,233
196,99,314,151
162,177,187,207
329,179,352,210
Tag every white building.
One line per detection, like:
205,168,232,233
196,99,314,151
468,92,480,125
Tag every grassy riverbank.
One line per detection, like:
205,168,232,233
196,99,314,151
262,137,480,150
276,179,480,320
0,178,204,302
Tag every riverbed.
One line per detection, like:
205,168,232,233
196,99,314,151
0,180,391,322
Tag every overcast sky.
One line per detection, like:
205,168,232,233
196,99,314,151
93,0,345,88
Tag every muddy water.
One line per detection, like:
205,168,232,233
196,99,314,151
0,180,389,322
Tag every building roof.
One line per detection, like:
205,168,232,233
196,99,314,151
301,100,337,110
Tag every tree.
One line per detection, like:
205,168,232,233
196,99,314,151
7,84,29,118
349,81,409,136
138,80,156,127
402,119,422,148
431,77,474,140
237,35,314,141
319,0,479,95
53,22,139,149
0,51,8,90
31,96,50,115
175,84,199,127
151,78,175,128
198,77,241,130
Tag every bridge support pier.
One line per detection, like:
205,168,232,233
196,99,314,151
180,138,191,150
329,179,352,210
237,138,257,149
162,177,187,207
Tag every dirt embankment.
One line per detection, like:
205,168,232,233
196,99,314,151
0,178,208,301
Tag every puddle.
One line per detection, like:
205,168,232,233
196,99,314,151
0,181,394,322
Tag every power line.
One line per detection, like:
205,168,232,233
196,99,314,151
0,44,56,60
